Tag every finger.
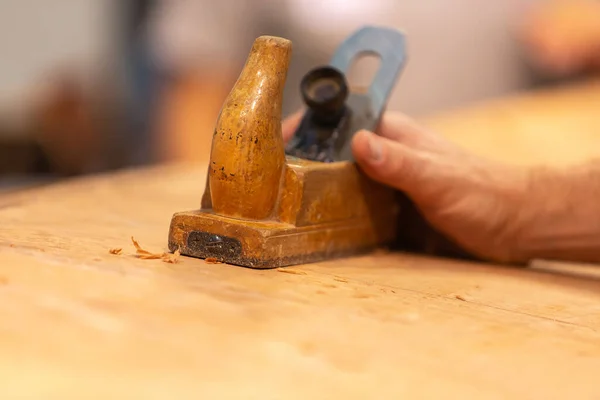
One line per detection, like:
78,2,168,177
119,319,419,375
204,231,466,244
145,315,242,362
376,112,435,148
281,110,304,143
351,129,433,193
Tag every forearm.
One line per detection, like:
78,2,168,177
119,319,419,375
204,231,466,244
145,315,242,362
510,161,600,263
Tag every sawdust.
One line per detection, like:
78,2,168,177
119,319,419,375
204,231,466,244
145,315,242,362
455,294,472,301
333,276,348,283
109,248,122,255
276,268,307,275
205,257,221,264
130,237,180,264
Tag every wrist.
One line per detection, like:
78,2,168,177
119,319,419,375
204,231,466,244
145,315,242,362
509,163,600,264
501,166,553,264
479,165,535,265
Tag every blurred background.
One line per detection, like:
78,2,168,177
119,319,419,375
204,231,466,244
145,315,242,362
1,0,600,191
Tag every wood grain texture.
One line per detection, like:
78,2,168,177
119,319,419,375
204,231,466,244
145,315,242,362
1,165,600,399
2,80,600,398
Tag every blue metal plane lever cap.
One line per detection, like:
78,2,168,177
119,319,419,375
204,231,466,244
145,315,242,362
286,25,408,162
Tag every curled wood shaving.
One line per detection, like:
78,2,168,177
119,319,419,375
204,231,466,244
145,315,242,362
205,257,221,264
131,237,162,259
131,237,180,264
109,248,122,255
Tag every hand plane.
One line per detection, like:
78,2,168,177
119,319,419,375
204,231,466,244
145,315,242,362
168,26,408,268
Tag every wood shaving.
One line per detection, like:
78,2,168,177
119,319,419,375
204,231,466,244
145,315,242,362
131,237,162,259
334,276,348,283
455,294,472,301
130,237,180,264
276,268,307,275
163,248,181,264
205,257,221,264
109,248,122,255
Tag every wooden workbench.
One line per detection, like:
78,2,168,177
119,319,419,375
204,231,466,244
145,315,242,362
2,80,600,399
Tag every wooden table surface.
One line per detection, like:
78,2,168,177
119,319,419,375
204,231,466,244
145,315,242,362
2,80,600,399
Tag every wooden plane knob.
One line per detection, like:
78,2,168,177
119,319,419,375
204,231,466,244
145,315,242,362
208,36,291,220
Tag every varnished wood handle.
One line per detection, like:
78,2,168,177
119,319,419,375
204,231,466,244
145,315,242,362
208,36,292,220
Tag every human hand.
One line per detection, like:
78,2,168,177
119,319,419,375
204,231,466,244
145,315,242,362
282,111,531,263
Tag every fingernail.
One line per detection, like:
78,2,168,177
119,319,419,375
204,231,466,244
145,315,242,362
368,135,383,162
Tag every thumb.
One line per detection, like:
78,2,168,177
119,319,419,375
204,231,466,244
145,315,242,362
351,130,430,193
